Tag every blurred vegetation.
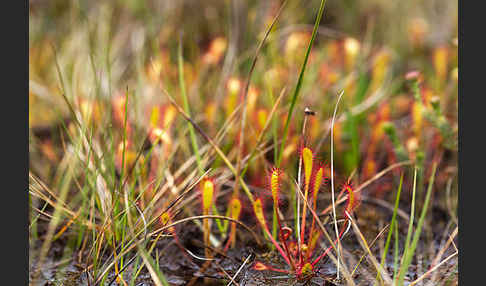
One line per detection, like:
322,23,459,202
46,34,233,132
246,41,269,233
29,0,457,285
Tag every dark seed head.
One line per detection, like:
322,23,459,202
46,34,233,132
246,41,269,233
304,107,316,116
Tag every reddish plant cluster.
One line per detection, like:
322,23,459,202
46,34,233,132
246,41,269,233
252,146,359,279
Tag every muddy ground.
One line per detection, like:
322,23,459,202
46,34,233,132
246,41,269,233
29,199,457,286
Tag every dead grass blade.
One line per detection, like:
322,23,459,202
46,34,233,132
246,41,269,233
351,224,390,277
138,247,169,286
293,179,356,286
347,212,393,285
163,88,255,203
330,90,345,278
410,251,457,286
149,215,261,246
240,87,286,177
320,161,411,216
233,0,288,198
277,0,328,166
226,254,252,286
423,226,458,284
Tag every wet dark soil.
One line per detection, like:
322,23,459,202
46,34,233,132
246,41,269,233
30,200,457,286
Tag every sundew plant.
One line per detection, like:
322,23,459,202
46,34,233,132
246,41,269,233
29,0,458,284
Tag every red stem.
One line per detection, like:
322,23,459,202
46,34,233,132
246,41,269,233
275,207,296,270
265,264,291,274
311,219,349,267
261,220,292,267
306,197,318,261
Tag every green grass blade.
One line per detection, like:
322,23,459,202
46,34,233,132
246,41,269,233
376,173,403,285
403,167,418,253
179,38,226,233
178,38,204,175
240,87,286,178
393,221,400,280
276,0,327,166
397,163,437,285
138,246,169,286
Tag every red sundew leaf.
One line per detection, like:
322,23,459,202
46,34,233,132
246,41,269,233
159,212,176,235
199,177,216,215
301,147,314,194
343,183,360,214
309,160,329,197
253,262,269,271
253,198,268,229
253,262,290,274
253,197,293,267
258,168,285,208
280,226,293,241
300,147,319,248
229,198,242,220
269,167,283,206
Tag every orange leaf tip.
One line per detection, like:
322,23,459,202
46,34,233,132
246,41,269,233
254,262,269,271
